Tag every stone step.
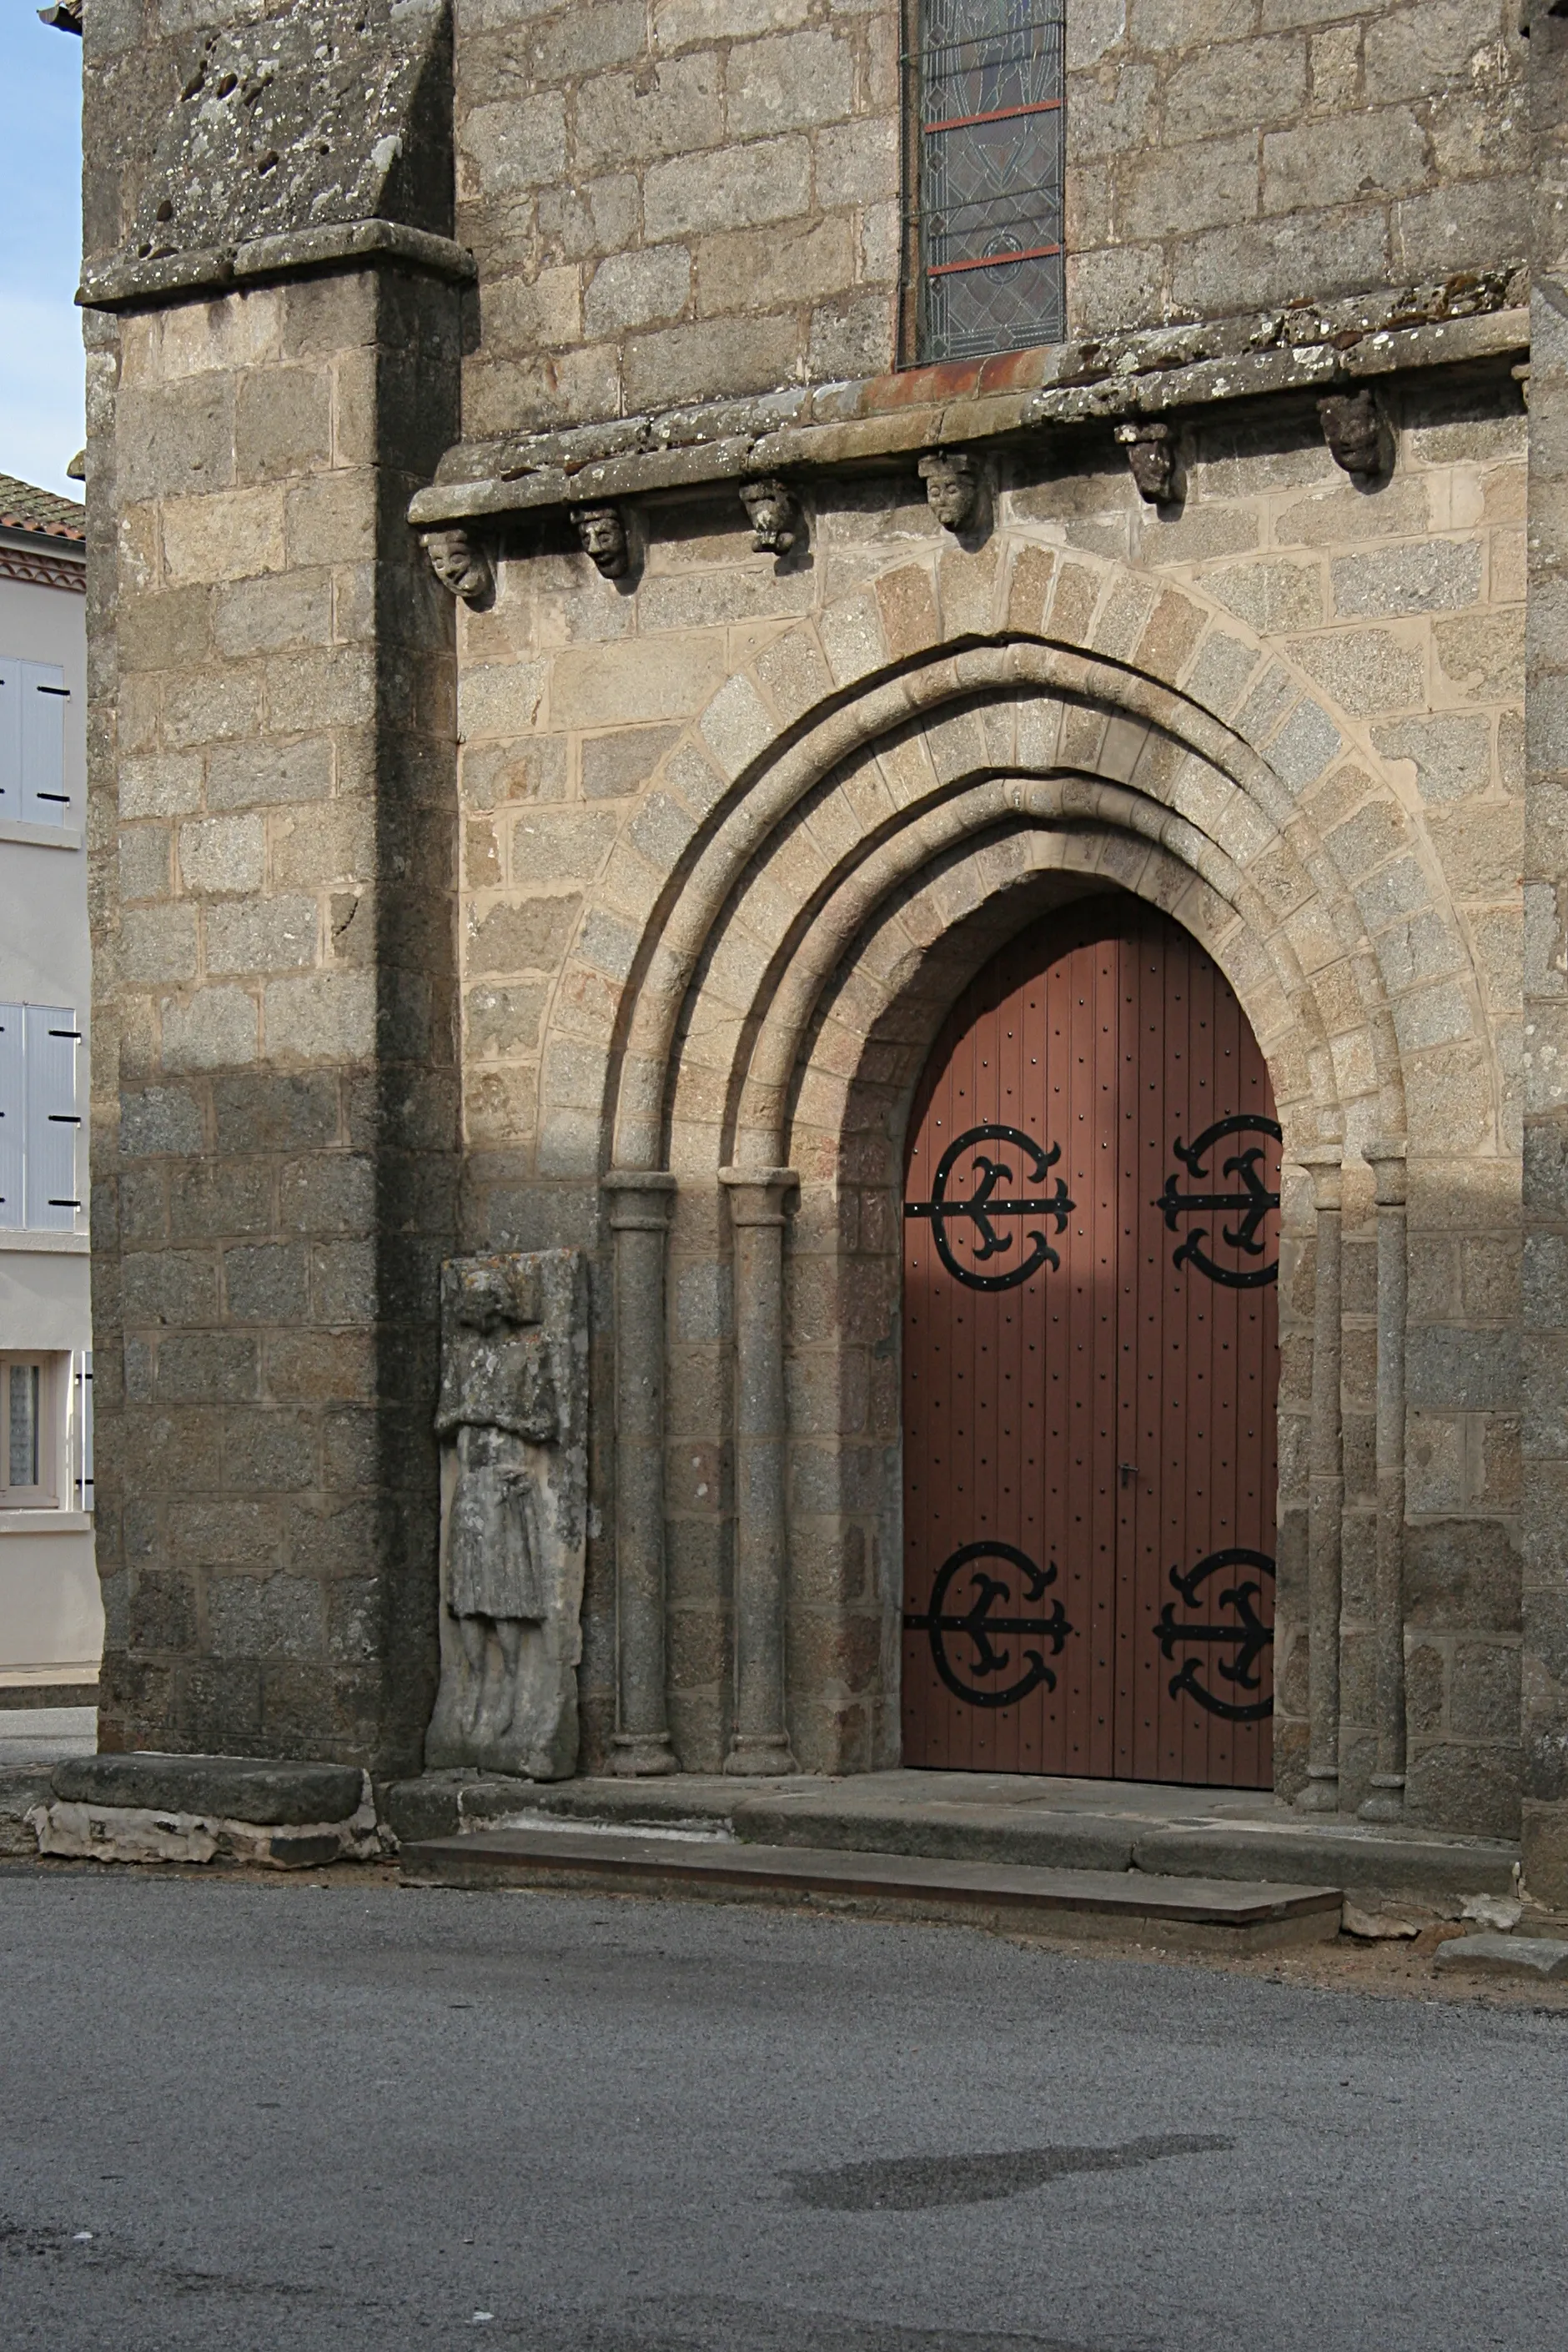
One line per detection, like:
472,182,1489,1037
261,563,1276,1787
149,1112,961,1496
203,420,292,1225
728,1793,1520,1903
398,1825,1344,1949
30,1752,379,1868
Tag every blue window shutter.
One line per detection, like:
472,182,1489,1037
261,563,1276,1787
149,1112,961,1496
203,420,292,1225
0,1004,22,1229
21,662,69,827
75,1351,94,1508
23,1004,82,1230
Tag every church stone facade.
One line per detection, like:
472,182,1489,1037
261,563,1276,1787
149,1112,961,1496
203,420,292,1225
73,0,1568,1887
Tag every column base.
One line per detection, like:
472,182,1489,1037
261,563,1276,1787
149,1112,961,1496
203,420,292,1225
723,1734,797,1777
610,1732,678,1777
1294,1767,1340,1812
1358,1774,1405,1823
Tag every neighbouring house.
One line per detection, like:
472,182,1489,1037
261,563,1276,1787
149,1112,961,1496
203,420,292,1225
0,472,97,1697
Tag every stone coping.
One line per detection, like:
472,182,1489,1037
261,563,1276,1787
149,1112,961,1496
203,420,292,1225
78,219,476,313
409,273,1527,533
52,1751,365,1827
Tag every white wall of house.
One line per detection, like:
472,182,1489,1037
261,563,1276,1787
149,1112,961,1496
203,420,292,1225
0,529,98,1688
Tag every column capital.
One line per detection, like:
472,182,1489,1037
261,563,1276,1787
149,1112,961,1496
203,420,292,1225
1363,1136,1409,1207
603,1168,677,1230
719,1167,799,1226
1296,1143,1343,1211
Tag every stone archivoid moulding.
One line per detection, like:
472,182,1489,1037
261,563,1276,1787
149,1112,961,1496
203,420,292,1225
426,1250,589,1782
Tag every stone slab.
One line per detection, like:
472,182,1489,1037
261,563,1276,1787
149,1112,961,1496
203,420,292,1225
731,1796,1137,1873
1434,1932,1568,1981
52,1752,365,1828
1131,1824,1520,1901
406,1772,1520,1913
382,1772,538,1845
400,1827,1343,1948
529,1774,817,1827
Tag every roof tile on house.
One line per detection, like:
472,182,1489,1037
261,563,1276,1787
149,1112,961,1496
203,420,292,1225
0,472,87,544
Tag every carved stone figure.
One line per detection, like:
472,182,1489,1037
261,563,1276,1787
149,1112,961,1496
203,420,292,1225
1317,389,1386,479
571,501,630,577
918,448,981,533
425,1250,589,1781
421,526,494,605
1115,419,1178,503
740,476,798,555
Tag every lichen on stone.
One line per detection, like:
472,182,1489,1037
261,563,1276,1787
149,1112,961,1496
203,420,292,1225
121,0,452,268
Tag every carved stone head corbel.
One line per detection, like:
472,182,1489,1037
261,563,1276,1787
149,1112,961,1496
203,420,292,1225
422,527,495,606
570,502,630,578
740,476,799,555
1114,419,1179,504
918,448,981,535
1317,389,1388,480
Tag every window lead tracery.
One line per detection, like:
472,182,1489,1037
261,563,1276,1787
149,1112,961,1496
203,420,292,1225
902,0,1067,366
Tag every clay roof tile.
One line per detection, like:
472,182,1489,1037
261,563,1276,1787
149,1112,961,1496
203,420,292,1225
0,471,87,545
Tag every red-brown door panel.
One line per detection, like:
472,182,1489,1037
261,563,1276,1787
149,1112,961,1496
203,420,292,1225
902,897,1279,1788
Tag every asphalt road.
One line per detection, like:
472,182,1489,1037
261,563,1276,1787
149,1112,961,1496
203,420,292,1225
3,1871,1565,2352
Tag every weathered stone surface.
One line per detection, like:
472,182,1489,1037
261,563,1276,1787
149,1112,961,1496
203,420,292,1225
1132,1823,1520,1899
425,1251,589,1782
1433,1930,1568,1979
51,1751,364,1823
80,0,1536,1839
379,1770,535,1843
90,0,454,294
0,1767,60,1859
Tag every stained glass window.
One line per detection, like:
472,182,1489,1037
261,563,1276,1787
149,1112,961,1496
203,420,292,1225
902,0,1066,366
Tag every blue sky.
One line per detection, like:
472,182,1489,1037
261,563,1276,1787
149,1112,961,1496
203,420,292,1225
1,6,84,498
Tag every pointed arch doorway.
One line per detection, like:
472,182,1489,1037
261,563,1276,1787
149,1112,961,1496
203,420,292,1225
901,896,1281,1789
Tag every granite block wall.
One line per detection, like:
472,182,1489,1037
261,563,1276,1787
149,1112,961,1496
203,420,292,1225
89,269,464,1772
451,0,1528,431
448,379,1524,1805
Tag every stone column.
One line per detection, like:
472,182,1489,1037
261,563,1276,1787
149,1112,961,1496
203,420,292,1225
1296,1147,1344,1812
719,1168,799,1775
1361,1139,1410,1822
603,1172,678,1775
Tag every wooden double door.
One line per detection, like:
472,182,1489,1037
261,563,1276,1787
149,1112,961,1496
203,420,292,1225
901,898,1281,1788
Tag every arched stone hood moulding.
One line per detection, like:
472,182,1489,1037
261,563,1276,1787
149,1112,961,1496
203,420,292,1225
521,532,1520,1188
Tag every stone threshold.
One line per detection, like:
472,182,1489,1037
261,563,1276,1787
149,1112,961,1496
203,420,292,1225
386,1768,1520,1913
398,1823,1344,1952
410,269,1528,533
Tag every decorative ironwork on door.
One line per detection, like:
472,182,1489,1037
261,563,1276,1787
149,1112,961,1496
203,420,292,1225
1154,1115,1282,1289
902,898,1279,1787
903,1123,1073,1289
905,1540,1072,1706
1154,1547,1275,1721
